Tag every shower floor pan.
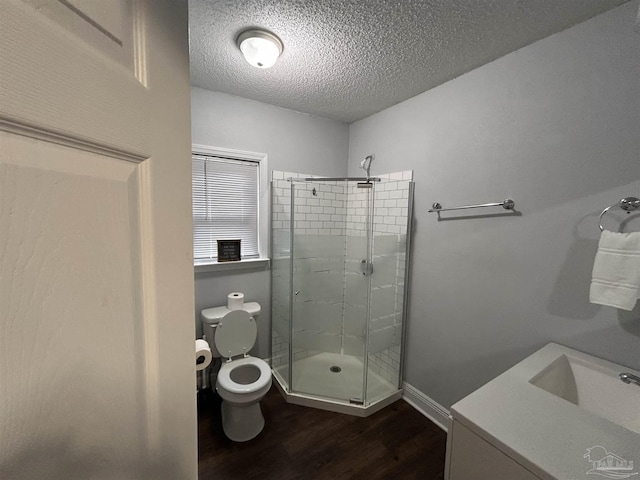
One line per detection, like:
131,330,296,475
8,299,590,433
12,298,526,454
273,352,403,417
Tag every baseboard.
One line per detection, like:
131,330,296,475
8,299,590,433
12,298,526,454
402,382,451,432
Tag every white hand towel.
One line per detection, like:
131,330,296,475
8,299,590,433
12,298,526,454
590,230,640,310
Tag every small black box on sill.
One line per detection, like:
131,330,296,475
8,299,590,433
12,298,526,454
217,239,241,262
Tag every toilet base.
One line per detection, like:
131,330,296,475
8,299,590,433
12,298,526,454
220,400,265,442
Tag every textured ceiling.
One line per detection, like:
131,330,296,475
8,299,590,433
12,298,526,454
189,0,628,123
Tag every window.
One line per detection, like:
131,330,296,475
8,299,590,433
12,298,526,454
191,145,268,269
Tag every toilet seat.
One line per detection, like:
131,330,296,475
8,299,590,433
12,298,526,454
217,356,271,394
214,310,257,359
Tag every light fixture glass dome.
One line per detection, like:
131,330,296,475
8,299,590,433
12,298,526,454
237,29,283,69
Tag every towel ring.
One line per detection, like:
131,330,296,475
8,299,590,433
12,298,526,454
599,196,640,231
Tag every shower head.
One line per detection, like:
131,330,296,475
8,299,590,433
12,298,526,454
360,154,374,178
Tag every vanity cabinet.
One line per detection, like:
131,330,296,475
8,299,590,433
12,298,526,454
445,419,541,480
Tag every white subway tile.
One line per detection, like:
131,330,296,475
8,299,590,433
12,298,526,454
388,207,401,216
369,327,395,354
343,336,364,356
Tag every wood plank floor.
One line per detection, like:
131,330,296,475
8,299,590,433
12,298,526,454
198,386,447,480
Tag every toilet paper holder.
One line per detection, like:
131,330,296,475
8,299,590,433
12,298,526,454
197,335,213,391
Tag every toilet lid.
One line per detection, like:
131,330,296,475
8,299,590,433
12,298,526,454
214,310,257,358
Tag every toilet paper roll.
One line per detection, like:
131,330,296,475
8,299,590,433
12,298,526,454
195,339,212,371
227,292,244,311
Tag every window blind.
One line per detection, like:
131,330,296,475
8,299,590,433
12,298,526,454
192,154,259,260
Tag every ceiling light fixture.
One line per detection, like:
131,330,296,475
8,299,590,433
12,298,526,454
236,29,283,69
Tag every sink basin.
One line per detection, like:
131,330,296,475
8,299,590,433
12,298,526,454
530,354,640,434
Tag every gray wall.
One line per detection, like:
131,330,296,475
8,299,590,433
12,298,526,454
191,88,349,357
348,1,640,408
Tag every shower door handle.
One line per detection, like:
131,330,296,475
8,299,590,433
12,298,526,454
360,260,373,276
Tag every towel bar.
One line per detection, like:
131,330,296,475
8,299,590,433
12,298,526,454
428,198,515,213
598,197,640,231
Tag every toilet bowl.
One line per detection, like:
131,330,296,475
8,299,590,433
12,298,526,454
217,356,272,441
201,303,272,442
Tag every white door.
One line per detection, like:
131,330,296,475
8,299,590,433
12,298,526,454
0,1,196,479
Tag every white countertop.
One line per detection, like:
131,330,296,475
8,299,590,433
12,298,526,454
450,343,640,480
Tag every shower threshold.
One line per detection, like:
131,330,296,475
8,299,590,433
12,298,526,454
272,372,402,417
271,353,403,417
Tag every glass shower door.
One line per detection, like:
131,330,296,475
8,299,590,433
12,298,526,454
365,178,413,405
289,179,372,404
270,179,293,390
343,179,375,405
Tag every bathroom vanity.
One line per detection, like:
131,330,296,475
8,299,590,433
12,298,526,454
444,343,640,480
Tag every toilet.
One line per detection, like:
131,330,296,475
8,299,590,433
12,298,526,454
201,302,272,442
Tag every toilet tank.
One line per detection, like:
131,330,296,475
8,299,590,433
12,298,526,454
201,302,261,358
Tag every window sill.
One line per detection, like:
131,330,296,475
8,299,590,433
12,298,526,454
194,258,270,273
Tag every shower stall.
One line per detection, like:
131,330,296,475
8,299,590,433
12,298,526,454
270,170,414,415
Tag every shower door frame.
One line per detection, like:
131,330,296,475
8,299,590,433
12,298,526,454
287,180,295,394
287,176,380,404
397,181,415,390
